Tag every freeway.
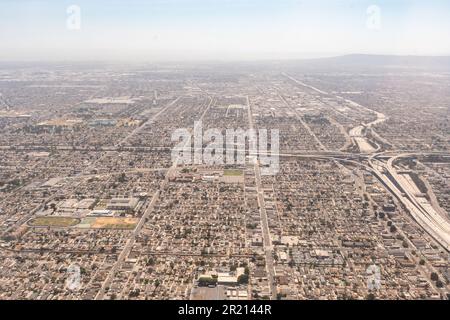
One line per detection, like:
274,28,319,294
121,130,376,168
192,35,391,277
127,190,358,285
348,109,386,154
269,148,450,253
348,125,377,153
281,72,450,252
386,154,450,250
368,153,450,252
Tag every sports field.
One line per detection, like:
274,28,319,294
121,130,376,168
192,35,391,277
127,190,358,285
223,169,243,176
28,216,80,227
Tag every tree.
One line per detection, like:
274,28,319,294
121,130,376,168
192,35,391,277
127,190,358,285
129,289,140,298
198,276,217,287
147,257,155,266
118,172,126,183
238,274,249,285
276,293,286,300
366,293,376,300
430,272,439,281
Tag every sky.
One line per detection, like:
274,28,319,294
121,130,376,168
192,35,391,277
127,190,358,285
1,0,450,61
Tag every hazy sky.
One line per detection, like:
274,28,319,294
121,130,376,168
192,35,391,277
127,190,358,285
1,0,450,61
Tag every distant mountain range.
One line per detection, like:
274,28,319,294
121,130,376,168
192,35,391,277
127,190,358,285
2,54,450,70
292,54,450,70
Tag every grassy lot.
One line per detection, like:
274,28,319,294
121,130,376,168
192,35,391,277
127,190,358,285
28,216,80,227
223,169,243,176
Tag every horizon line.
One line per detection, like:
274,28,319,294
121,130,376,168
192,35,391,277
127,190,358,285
2,53,450,65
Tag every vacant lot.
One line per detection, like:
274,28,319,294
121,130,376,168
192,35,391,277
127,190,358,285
77,217,138,229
